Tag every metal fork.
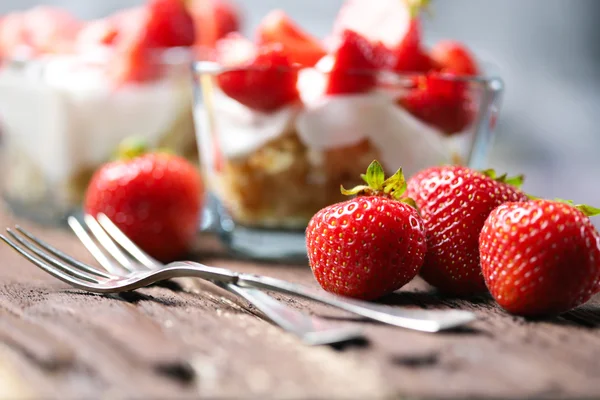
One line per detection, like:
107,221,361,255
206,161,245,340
72,215,364,345
1,218,477,332
5,217,363,346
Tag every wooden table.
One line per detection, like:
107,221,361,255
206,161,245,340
1,209,600,400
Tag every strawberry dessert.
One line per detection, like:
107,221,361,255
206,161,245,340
193,0,497,236
0,0,240,223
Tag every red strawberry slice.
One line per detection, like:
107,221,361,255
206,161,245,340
431,40,479,76
23,6,82,54
324,29,394,95
0,7,82,57
143,0,196,48
332,0,411,49
256,10,326,67
211,0,242,40
188,0,241,49
399,72,474,135
216,34,299,112
109,0,196,84
393,18,434,73
0,13,31,58
332,0,431,73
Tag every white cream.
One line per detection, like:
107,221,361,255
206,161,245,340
197,88,300,162
0,54,192,183
296,93,452,177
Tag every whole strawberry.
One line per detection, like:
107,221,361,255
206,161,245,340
84,139,203,262
406,166,529,296
306,160,427,300
480,200,600,317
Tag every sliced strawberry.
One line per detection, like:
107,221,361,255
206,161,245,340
22,6,82,54
77,19,119,48
324,30,394,95
212,0,242,39
431,40,479,76
143,0,195,48
216,34,299,112
188,0,241,49
110,35,162,84
393,19,434,73
332,0,411,49
399,72,474,135
332,0,432,73
78,7,149,50
0,13,30,58
256,10,326,67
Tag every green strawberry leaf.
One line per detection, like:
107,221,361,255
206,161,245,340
405,0,431,18
340,184,370,196
554,198,600,217
382,167,408,200
481,169,525,188
341,160,416,206
114,136,149,161
360,160,385,189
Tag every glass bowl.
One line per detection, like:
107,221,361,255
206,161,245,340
192,61,503,260
0,48,197,224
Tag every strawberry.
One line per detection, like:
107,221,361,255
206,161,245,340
76,8,145,49
430,40,479,76
143,0,196,48
306,161,427,300
216,34,299,112
0,13,30,58
399,72,475,135
331,0,432,73
480,200,600,317
84,139,203,262
0,7,81,57
325,29,394,95
21,6,82,54
109,0,195,84
256,10,326,67
211,0,241,39
406,166,529,296
188,0,241,48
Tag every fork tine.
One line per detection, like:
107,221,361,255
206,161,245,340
96,213,158,270
7,229,103,284
67,217,126,275
82,215,135,272
15,226,114,279
1,233,99,286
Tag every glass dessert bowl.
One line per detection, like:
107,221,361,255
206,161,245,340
0,3,205,224
193,3,504,259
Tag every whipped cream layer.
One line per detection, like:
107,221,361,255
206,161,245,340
0,54,192,182
197,71,454,176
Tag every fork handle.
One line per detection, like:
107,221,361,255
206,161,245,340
236,274,476,332
218,283,363,345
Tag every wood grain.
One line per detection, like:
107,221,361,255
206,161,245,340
0,209,599,399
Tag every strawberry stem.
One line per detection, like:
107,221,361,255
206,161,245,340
404,0,431,18
115,136,149,161
341,160,416,207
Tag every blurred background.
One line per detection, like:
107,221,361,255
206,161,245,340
1,0,599,204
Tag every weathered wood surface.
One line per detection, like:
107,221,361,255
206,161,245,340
0,208,600,400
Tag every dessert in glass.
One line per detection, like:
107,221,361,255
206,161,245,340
0,0,241,224
192,0,504,259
